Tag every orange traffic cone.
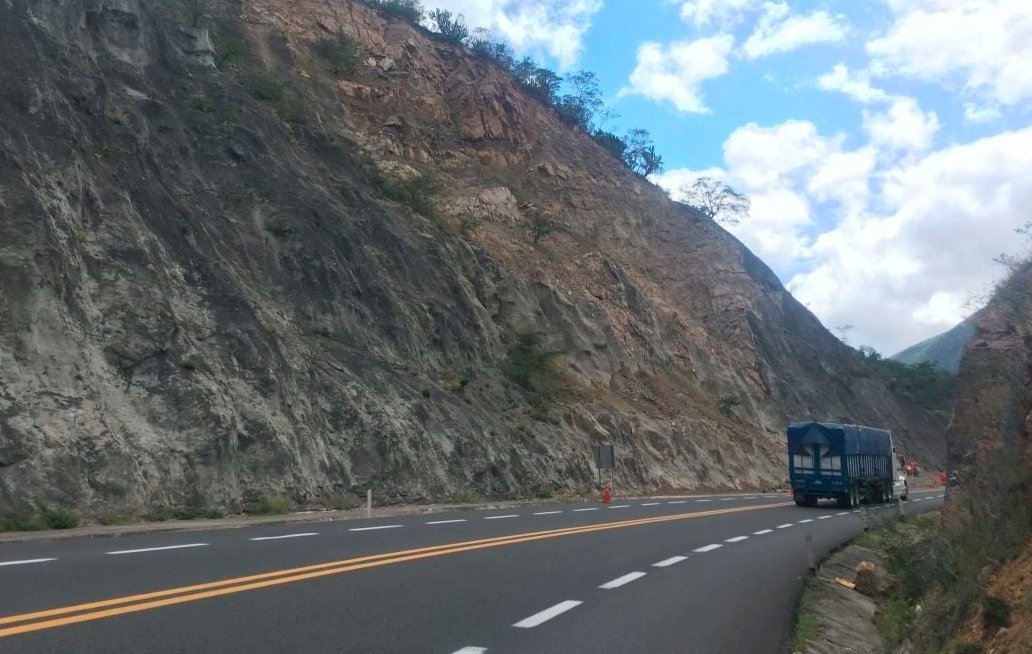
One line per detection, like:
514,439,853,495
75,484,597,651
602,482,612,504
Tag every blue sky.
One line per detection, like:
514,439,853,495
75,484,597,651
431,1,1032,355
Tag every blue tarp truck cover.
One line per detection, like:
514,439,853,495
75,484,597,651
788,422,894,499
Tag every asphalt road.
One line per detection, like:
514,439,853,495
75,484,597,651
0,489,945,653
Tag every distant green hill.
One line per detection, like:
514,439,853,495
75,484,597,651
892,313,980,373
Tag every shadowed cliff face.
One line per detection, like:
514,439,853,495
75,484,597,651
0,0,944,515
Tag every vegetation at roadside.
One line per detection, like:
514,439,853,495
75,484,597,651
791,577,824,652
0,506,82,532
249,495,290,515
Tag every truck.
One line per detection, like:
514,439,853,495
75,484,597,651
788,421,909,508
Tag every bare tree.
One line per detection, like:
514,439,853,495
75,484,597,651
679,177,750,225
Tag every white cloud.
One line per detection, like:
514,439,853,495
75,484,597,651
862,97,940,154
866,0,1032,106
963,103,1002,124
429,0,603,69
790,126,1032,353
818,64,889,104
658,120,1032,354
818,65,941,155
741,2,849,59
806,148,877,209
723,120,831,188
671,0,759,28
619,35,734,113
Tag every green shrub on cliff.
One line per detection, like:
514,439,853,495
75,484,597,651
364,0,423,22
500,331,573,413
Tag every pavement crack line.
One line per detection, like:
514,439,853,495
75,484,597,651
0,501,791,639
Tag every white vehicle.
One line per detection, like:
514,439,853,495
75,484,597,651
891,468,908,499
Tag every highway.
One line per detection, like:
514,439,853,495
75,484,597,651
0,489,945,653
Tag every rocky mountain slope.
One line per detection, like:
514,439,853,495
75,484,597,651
907,265,1032,651
892,312,979,373
0,0,944,516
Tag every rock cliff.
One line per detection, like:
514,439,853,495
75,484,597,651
0,0,944,515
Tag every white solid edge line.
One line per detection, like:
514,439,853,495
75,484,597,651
349,525,403,532
607,505,630,509
667,500,688,504
0,558,57,567
777,523,794,529
426,519,467,525
513,600,582,628
725,536,749,543
599,571,647,589
484,514,519,520
450,648,487,654
573,507,599,512
640,502,661,506
753,529,773,535
533,511,563,515
693,544,723,553
798,519,814,524
250,532,318,541
653,555,688,567
108,543,208,555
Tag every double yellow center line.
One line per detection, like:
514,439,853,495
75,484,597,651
0,501,790,638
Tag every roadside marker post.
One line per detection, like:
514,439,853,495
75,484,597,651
367,490,372,518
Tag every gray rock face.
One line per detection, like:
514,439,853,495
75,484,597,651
0,0,945,516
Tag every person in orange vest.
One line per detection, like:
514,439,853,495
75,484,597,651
938,470,947,487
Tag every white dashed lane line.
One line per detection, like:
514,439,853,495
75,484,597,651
573,507,599,512
725,536,749,543
513,600,582,628
599,571,647,589
653,555,688,567
349,525,403,532
607,505,631,509
0,558,56,567
426,519,467,525
484,514,519,520
798,519,814,524
719,498,736,501
695,499,712,503
836,512,850,516
533,511,563,516
107,543,208,555
817,515,833,520
752,529,773,535
694,544,723,553
450,648,487,654
777,523,794,529
667,500,688,505
250,532,318,541
640,502,661,506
